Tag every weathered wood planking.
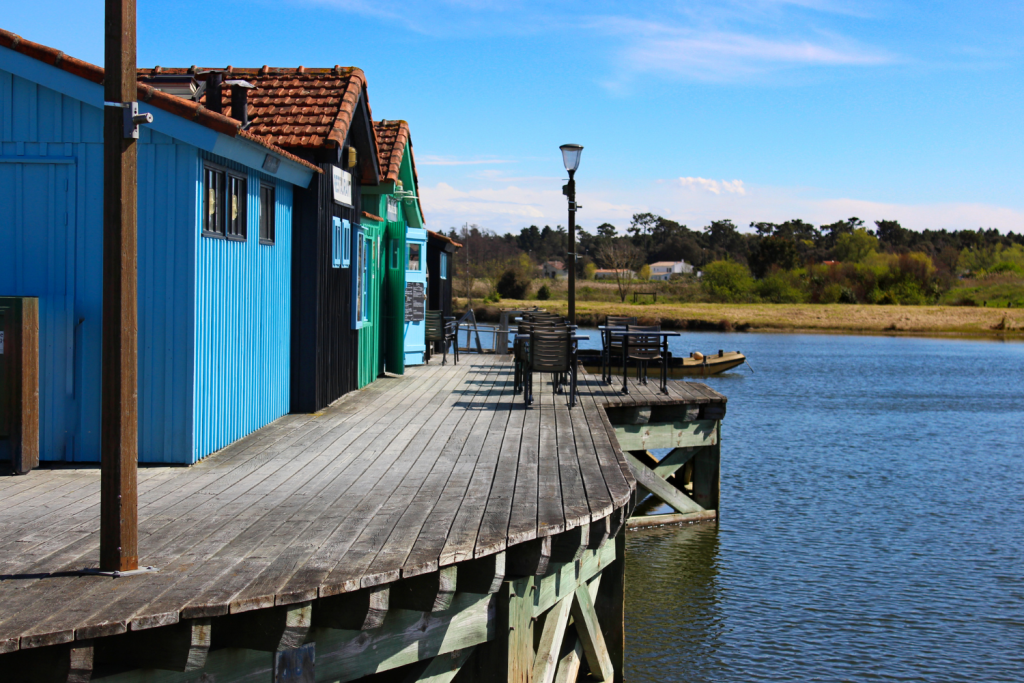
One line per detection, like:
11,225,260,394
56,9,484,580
0,357,725,653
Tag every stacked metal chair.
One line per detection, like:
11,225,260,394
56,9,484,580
601,315,637,382
522,325,578,407
425,310,459,365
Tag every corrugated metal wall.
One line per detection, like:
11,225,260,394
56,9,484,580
193,151,292,462
137,137,198,463
0,68,202,463
384,211,407,374
357,219,383,388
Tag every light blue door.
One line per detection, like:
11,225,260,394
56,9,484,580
0,159,78,461
403,227,427,366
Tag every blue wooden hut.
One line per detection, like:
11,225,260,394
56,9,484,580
136,66,384,412
0,31,318,465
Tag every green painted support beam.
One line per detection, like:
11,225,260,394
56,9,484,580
625,452,705,515
653,447,702,479
570,584,614,682
613,420,718,451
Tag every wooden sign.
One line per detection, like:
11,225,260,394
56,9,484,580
404,282,425,322
332,166,352,206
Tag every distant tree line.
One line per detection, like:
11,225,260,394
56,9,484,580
447,216,1024,305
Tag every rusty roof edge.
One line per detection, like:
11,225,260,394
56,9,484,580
0,32,319,176
427,230,462,249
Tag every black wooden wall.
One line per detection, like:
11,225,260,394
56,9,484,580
427,236,456,319
289,99,378,413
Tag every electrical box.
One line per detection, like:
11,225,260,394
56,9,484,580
0,297,40,474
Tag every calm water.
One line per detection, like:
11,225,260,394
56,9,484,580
580,331,1024,682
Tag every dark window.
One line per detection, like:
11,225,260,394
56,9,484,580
225,172,247,240
407,243,421,271
203,165,225,236
203,162,247,241
259,183,275,245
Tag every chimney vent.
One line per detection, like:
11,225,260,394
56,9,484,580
206,71,224,114
226,80,255,127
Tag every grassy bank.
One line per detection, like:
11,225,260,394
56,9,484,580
456,298,1024,338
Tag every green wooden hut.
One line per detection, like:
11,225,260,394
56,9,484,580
363,120,426,375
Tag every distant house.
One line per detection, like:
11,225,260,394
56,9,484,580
594,268,636,280
1,32,318,464
539,261,568,279
649,260,693,281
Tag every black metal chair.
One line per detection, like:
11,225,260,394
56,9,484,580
602,315,636,382
425,311,459,365
523,328,578,407
513,321,558,391
621,325,669,393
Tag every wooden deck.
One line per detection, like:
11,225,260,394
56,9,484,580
0,356,725,655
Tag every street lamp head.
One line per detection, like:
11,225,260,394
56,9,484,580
559,144,583,173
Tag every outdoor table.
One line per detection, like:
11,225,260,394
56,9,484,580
607,329,680,394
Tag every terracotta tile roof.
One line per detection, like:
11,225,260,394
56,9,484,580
137,66,372,152
373,119,419,186
427,230,462,249
0,30,319,174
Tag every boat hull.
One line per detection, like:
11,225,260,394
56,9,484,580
579,351,746,378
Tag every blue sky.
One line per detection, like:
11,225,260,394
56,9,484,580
5,0,1024,234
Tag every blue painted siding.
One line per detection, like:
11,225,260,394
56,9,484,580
136,134,198,463
193,152,292,462
1,66,293,464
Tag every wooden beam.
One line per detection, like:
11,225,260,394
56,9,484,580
314,586,389,630
315,592,496,683
625,453,704,515
587,516,610,550
613,420,718,451
570,584,614,682
594,533,625,683
550,525,589,564
552,638,583,683
533,541,616,619
1,297,39,474
437,586,524,683
214,602,312,652
653,447,701,479
101,618,210,672
457,553,505,595
390,566,457,613
691,427,721,513
532,593,573,683
506,536,551,578
400,646,475,683
603,405,650,425
625,510,716,529
100,0,140,573
5,640,93,683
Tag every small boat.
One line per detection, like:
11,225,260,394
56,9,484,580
578,349,747,378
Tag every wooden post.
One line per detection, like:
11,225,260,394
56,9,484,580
100,0,139,572
472,577,534,682
0,297,39,474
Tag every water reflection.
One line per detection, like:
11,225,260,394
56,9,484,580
605,332,1024,682
626,524,723,683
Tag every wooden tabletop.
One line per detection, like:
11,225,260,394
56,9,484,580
0,356,725,653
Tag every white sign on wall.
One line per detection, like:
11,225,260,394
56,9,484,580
387,197,398,222
332,166,352,207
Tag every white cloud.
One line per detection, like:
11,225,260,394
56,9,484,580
418,176,1024,235
677,177,748,195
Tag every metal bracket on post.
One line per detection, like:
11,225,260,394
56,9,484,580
274,643,315,683
104,101,154,138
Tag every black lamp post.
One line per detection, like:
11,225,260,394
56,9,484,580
560,144,583,324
